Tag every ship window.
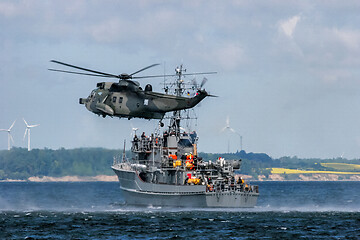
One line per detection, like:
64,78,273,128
119,97,123,103
112,96,117,103
178,139,192,147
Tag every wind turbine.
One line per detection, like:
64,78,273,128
220,116,242,153
23,118,39,151
0,120,16,150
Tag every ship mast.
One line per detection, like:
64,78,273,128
169,65,186,136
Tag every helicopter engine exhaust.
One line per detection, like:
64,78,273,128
79,98,87,104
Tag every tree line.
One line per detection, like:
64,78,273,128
1,148,360,180
0,147,121,180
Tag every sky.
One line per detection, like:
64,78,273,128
1,0,360,159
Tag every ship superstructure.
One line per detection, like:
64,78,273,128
111,65,259,207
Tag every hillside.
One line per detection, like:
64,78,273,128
0,148,119,180
1,148,360,181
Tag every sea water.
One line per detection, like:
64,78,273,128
0,181,359,239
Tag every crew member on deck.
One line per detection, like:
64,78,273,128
133,134,139,150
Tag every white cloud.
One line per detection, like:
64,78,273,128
86,8,182,45
0,2,17,17
317,68,352,84
87,18,125,43
333,28,360,51
0,1,35,18
213,43,246,70
279,15,301,38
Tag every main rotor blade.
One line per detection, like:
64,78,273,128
9,133,14,143
50,60,118,78
129,63,160,77
49,69,117,78
133,74,178,79
29,124,40,128
132,72,217,79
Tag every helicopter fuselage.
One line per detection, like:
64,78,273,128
50,60,214,120
79,81,208,119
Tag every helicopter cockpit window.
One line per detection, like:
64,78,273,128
112,96,117,103
119,97,123,103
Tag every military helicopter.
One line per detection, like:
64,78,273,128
49,60,216,121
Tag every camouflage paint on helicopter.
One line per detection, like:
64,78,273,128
79,81,209,119
50,60,215,120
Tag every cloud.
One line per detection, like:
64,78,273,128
2,1,360,158
333,28,360,51
0,2,17,17
87,18,125,43
279,15,301,38
213,43,246,70
316,68,352,84
85,8,183,47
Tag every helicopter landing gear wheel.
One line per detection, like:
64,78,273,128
159,121,164,127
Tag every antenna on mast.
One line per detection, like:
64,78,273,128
122,139,126,162
163,61,168,94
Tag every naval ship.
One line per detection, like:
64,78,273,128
111,66,259,208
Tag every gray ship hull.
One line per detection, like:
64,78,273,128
112,166,258,208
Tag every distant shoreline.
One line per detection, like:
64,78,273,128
1,174,360,182
248,173,360,181
0,175,118,183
